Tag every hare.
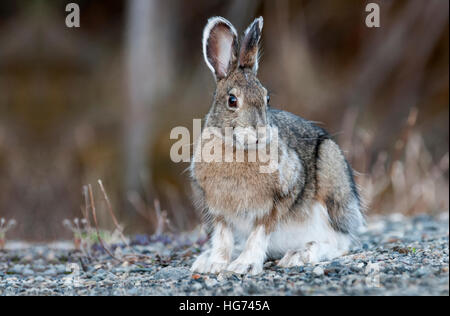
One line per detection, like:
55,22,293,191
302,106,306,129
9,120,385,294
190,16,364,275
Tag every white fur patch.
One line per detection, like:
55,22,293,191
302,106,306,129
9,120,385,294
191,202,352,274
268,202,351,261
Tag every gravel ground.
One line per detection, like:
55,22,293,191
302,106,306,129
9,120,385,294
0,213,448,296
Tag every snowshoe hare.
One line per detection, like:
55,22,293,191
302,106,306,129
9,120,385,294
190,16,364,275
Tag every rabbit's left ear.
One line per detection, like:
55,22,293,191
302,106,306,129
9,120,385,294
239,17,263,73
203,17,239,80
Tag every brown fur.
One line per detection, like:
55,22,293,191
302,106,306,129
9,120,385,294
193,137,277,218
255,206,279,234
205,69,268,130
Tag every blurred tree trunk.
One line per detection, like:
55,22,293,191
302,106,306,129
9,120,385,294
124,0,174,211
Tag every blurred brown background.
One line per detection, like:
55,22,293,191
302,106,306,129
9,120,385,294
0,0,448,241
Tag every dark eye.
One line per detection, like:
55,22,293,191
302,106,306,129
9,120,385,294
266,95,270,104
228,94,238,109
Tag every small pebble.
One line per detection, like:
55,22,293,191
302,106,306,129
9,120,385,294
313,266,324,276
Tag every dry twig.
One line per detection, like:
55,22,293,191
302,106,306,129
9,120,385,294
88,184,120,261
98,179,129,246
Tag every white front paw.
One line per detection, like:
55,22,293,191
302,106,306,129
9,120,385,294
227,259,263,276
191,250,210,273
191,250,228,274
208,261,229,274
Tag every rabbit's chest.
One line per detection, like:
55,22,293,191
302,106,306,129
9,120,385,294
193,159,277,214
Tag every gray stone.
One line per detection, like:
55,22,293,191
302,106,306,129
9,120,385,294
153,267,191,280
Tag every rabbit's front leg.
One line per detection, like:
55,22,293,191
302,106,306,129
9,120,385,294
191,221,234,274
227,225,270,275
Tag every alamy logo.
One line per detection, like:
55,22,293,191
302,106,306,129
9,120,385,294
62,263,81,288
65,3,80,28
170,119,280,174
365,3,380,28
365,262,381,288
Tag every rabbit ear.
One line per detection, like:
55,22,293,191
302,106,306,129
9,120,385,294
239,17,263,73
203,17,238,80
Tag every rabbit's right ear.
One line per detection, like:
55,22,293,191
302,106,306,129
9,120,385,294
203,17,238,80
239,17,263,74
